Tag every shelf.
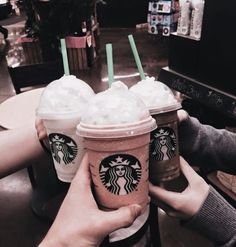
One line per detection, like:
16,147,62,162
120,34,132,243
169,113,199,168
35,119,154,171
171,32,201,41
158,67,236,120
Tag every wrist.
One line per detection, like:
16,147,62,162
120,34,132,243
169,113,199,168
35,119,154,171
39,234,99,247
189,182,210,217
183,186,236,245
38,237,66,247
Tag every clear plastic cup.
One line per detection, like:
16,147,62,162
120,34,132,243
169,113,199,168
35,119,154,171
77,117,156,209
76,81,157,209
130,77,182,184
37,75,95,182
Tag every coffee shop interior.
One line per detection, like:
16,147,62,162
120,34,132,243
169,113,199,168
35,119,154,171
0,0,235,246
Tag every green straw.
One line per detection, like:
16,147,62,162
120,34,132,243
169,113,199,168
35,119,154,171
106,43,114,87
128,34,145,80
60,38,70,76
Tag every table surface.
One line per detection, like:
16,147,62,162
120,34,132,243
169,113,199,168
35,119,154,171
0,87,44,129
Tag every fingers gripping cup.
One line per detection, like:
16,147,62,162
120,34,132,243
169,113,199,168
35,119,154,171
130,77,182,184
77,81,156,209
37,75,95,183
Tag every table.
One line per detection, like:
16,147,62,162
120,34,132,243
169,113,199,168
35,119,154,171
0,87,67,221
0,87,44,129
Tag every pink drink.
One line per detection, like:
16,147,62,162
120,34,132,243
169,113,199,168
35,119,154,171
77,82,156,209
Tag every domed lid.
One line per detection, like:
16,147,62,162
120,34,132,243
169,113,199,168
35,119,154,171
77,81,156,138
130,77,181,115
37,75,95,119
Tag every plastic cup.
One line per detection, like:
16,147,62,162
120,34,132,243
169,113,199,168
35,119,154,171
130,77,182,184
77,81,156,245
76,81,156,209
77,117,156,209
40,114,84,183
149,105,181,184
109,205,150,243
36,75,95,182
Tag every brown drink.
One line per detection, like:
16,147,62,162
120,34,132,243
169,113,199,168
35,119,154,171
130,77,182,184
149,109,180,183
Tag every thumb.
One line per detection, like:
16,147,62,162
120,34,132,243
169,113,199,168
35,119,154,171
103,204,142,233
177,109,189,123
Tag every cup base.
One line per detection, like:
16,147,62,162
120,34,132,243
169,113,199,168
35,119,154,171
109,205,150,244
57,173,74,183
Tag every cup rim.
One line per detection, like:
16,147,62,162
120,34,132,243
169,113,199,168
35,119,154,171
77,116,157,138
149,102,182,115
36,108,81,120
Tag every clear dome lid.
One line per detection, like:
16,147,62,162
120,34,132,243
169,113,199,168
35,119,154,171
37,75,95,119
130,77,181,115
81,81,151,125
77,81,156,138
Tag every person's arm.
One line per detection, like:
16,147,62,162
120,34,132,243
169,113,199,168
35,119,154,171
184,186,236,247
149,157,236,246
178,111,236,174
39,153,143,247
0,124,45,178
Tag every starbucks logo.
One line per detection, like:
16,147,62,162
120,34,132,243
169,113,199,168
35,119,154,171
151,127,177,161
99,154,142,195
49,133,78,165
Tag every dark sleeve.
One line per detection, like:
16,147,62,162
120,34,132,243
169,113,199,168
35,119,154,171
178,116,236,174
183,186,236,247
40,138,51,155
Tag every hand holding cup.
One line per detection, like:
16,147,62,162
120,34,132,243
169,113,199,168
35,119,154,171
149,156,210,220
39,153,143,247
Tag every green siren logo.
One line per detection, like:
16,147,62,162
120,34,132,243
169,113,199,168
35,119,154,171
49,133,78,165
99,154,142,195
151,127,177,161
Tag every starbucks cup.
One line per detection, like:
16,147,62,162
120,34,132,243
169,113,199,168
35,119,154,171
37,75,95,183
77,81,157,209
130,77,182,184
38,114,83,182
149,103,181,184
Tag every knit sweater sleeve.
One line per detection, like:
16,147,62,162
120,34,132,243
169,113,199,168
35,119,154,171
183,186,236,247
178,116,236,174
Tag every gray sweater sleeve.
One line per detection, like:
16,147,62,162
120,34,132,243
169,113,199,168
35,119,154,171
179,116,236,245
178,116,236,174
184,186,236,247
